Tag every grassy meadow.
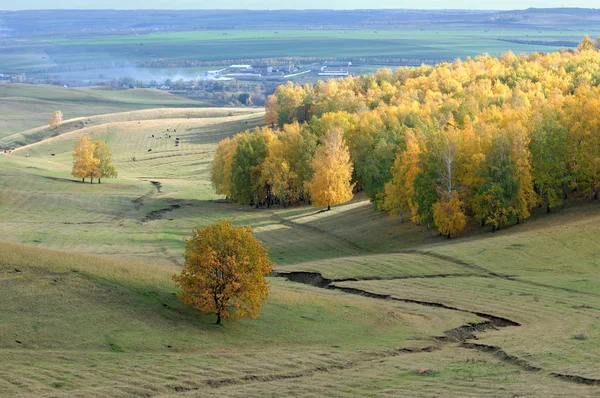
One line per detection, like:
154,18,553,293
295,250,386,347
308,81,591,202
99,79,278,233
0,97,599,396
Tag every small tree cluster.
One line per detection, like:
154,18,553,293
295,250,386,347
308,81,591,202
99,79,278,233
71,137,118,183
211,123,355,210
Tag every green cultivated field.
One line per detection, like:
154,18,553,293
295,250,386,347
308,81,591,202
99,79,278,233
41,29,598,63
3,28,600,75
0,99,599,396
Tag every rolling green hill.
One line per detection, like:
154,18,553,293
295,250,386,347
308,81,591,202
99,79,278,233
0,107,598,396
0,84,207,140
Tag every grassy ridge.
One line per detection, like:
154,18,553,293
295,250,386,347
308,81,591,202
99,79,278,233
0,84,207,140
1,107,262,149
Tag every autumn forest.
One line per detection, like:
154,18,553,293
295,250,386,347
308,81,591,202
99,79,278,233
212,36,600,237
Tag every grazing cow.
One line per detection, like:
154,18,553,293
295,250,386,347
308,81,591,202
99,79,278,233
175,137,180,141
160,135,162,139
167,129,169,132
26,154,30,157
51,154,55,156
174,129,176,132
152,134,154,138
132,156,136,161
148,149,152,152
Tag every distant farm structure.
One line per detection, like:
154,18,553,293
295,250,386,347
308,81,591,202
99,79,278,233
197,61,354,82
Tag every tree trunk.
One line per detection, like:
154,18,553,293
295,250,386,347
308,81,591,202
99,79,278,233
516,216,520,225
90,178,93,184
98,178,101,184
327,204,331,211
82,178,85,183
216,312,221,325
546,204,551,213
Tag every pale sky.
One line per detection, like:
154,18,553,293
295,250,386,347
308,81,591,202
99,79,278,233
0,0,597,10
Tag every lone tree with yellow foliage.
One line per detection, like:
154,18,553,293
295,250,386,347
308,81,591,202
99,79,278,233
306,127,355,210
173,220,273,325
93,140,118,184
48,110,63,128
71,136,99,183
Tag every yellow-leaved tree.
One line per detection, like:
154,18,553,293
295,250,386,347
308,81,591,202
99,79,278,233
211,136,238,199
380,129,421,222
93,140,118,184
433,191,466,239
577,35,596,52
173,220,273,325
259,122,315,206
264,94,279,127
306,127,355,210
48,110,63,128
71,136,99,183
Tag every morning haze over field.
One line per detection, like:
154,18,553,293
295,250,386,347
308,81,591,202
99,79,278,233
0,3,599,398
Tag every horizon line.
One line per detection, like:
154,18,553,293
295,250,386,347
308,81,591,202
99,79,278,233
1,7,599,12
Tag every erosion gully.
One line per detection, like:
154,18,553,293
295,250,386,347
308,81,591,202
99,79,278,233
273,270,600,387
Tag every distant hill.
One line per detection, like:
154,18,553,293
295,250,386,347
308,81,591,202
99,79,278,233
485,7,600,27
1,8,600,36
